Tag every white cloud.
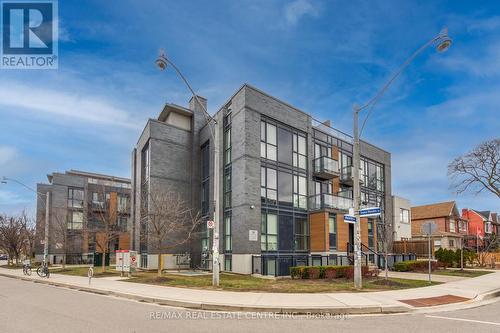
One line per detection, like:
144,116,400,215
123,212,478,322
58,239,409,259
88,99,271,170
0,146,17,166
284,0,319,26
0,80,141,130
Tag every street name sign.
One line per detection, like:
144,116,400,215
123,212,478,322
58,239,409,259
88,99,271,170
344,215,356,223
359,207,381,217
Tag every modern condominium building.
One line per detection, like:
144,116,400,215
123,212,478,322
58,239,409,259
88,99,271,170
131,84,392,276
35,170,131,265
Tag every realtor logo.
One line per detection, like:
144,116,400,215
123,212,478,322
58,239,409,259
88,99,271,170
1,0,58,69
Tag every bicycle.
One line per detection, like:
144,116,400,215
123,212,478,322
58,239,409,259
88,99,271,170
36,262,50,278
22,262,32,276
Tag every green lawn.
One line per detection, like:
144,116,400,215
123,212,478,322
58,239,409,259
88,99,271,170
433,269,493,278
50,266,121,278
125,272,440,293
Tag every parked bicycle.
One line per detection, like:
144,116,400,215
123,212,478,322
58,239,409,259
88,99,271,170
22,260,32,276
36,262,50,278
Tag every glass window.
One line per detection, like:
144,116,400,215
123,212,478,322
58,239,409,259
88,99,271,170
141,143,150,185
293,175,307,209
261,213,278,251
261,167,277,205
68,188,84,208
118,195,128,212
329,215,337,249
278,127,292,165
224,169,231,208
224,216,232,252
294,217,308,251
368,219,375,249
400,208,410,223
293,134,307,169
68,211,83,230
278,171,293,205
224,128,231,165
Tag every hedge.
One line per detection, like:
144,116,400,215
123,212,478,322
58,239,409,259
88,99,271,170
393,260,438,272
290,265,374,279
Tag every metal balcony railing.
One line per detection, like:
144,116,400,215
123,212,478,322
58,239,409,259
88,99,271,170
340,166,363,186
313,156,339,179
309,193,353,211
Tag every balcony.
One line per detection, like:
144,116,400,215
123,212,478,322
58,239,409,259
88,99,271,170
313,156,339,180
340,166,364,186
309,193,353,212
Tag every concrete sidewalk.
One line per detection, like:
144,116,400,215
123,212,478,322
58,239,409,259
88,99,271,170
1,267,499,315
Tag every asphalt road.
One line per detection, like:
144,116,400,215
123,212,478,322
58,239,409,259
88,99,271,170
0,276,499,333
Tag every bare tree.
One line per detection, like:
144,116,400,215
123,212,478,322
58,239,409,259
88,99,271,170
19,211,36,260
142,189,203,277
86,185,123,273
51,207,69,269
0,214,25,265
376,220,390,279
448,138,500,198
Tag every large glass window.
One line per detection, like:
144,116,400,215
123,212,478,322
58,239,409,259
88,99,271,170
141,143,150,185
293,175,307,209
293,134,307,169
295,217,309,251
261,213,278,251
224,216,232,252
201,142,210,216
261,121,277,161
278,171,293,206
278,127,292,165
329,215,337,249
67,188,84,208
224,169,231,208
261,167,277,205
67,211,83,230
224,128,231,165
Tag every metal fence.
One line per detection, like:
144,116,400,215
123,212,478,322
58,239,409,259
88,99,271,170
252,253,416,277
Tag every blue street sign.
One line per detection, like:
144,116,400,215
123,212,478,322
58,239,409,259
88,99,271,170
359,207,381,217
344,215,356,223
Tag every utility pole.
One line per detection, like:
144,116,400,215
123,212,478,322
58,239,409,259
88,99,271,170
352,105,362,289
43,192,51,264
428,223,432,283
212,122,220,286
155,51,221,286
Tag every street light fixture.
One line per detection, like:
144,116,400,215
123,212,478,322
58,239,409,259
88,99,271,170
352,28,452,289
155,50,221,286
1,176,51,265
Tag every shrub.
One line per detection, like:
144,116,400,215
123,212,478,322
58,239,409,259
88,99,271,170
289,265,375,279
393,260,437,272
308,267,321,279
435,248,456,268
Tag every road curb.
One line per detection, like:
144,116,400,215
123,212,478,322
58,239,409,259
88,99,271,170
1,272,497,315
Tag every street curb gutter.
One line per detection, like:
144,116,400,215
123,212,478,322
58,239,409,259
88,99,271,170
0,272,488,315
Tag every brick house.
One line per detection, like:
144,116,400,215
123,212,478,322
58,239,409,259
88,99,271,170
461,209,498,248
410,201,467,250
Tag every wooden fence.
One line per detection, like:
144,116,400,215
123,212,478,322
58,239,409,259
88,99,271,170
393,239,434,258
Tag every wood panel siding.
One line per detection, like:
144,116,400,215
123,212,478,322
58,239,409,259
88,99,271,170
332,178,340,194
332,146,339,161
119,233,130,250
109,192,117,225
310,211,329,252
337,214,349,252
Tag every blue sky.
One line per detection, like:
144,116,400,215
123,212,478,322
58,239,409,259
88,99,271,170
0,0,499,215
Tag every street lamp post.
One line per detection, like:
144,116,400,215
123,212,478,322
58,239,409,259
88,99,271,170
1,176,51,264
155,51,221,286
351,29,452,289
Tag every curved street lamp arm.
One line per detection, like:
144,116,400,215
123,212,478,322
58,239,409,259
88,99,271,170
157,55,217,130
358,33,444,137
2,176,46,198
